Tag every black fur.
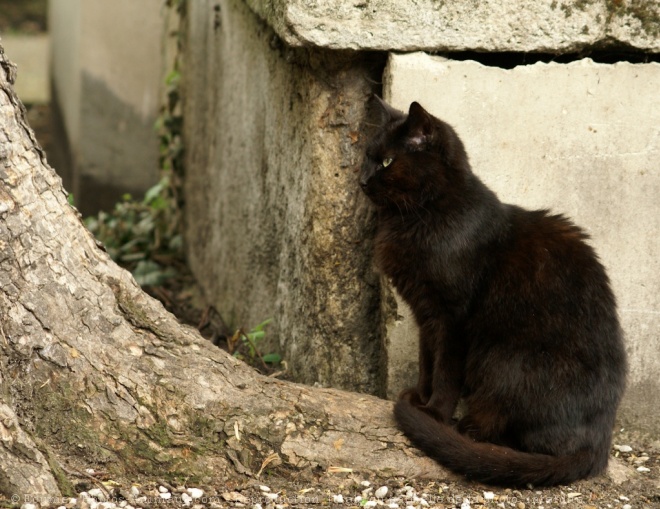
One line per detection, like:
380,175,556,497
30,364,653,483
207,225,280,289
360,98,627,487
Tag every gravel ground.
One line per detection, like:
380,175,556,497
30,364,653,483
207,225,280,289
3,431,657,509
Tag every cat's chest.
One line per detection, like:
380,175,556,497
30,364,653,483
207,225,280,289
375,221,476,308
375,226,435,284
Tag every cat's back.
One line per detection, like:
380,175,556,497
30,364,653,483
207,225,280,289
478,204,622,351
499,205,606,284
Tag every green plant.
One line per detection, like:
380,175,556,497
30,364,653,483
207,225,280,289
84,177,182,286
229,319,282,367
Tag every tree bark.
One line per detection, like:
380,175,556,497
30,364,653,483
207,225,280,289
0,45,443,498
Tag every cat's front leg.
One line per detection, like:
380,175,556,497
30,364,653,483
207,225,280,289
398,386,427,407
423,328,465,422
396,327,436,407
398,324,464,422
413,325,437,403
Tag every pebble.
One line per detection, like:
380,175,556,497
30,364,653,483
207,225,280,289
636,466,651,472
333,495,344,504
360,480,371,487
181,493,193,506
252,505,263,509
483,491,495,500
264,493,279,501
130,486,140,498
21,504,37,509
158,486,169,494
461,500,471,509
76,494,90,509
623,505,632,509
222,492,249,504
364,502,377,508
159,492,172,500
259,485,271,492
375,486,388,499
188,488,204,499
614,445,633,453
516,503,525,509
88,489,106,502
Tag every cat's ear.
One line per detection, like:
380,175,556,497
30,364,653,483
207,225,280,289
372,95,404,125
406,102,434,148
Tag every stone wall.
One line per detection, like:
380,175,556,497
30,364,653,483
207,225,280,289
183,0,386,394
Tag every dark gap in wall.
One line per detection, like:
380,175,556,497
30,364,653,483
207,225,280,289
435,49,660,69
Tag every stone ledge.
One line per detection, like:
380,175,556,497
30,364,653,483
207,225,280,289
245,0,659,53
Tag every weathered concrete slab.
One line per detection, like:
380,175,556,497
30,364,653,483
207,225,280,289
384,53,660,434
49,0,165,214
183,0,385,394
246,0,660,53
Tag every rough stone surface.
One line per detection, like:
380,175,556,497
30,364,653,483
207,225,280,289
183,0,385,394
246,0,660,52
383,52,660,434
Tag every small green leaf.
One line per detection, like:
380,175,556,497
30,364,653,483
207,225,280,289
262,353,281,364
144,180,165,204
253,318,273,331
247,330,266,342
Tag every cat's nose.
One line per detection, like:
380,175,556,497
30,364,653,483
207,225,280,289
359,175,370,190
359,169,373,190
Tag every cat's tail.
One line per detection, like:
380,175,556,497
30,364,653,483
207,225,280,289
394,399,604,487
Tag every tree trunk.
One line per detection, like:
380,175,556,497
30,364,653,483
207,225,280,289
0,45,443,498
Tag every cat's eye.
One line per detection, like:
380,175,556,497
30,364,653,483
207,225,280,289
382,157,394,168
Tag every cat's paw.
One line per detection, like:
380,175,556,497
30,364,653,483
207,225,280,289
398,387,427,406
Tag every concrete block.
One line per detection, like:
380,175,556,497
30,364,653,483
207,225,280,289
246,0,660,53
183,0,384,393
383,52,660,433
49,0,166,214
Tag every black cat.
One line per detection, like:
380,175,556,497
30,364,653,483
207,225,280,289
360,98,627,487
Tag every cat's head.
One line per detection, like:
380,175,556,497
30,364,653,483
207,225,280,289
360,98,470,209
